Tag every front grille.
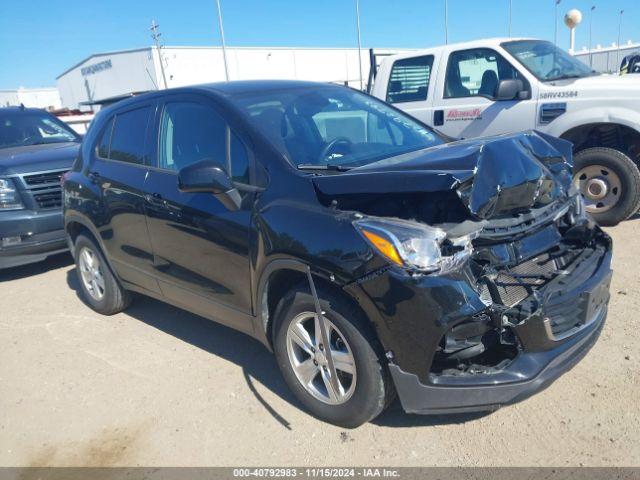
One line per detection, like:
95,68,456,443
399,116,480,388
22,169,66,210
23,170,65,186
481,249,582,308
32,190,63,209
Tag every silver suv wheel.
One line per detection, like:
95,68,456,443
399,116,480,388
285,311,357,405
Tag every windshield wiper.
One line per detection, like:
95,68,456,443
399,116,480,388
297,164,353,171
546,73,588,81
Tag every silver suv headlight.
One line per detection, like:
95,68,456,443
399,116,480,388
0,178,25,210
353,217,476,273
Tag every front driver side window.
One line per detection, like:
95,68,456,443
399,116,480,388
159,102,250,184
444,48,523,99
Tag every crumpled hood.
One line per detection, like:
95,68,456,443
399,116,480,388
0,142,79,176
312,131,574,220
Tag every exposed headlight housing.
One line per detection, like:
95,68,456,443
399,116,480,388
0,178,24,210
354,217,476,274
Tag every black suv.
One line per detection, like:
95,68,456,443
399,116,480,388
63,81,612,427
1,106,81,269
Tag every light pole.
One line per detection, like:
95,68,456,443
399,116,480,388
589,5,595,68
150,20,168,89
215,0,230,81
444,0,448,45
355,0,364,91
617,10,624,71
554,0,562,46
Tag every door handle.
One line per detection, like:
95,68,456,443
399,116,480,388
145,192,166,206
88,171,101,184
434,110,444,126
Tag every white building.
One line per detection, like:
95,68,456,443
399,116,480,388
0,87,61,109
573,41,640,73
57,46,401,110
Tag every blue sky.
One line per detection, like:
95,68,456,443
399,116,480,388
0,0,637,89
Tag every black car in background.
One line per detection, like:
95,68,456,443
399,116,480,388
62,81,612,427
0,106,81,269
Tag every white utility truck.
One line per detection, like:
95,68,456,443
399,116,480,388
370,38,640,225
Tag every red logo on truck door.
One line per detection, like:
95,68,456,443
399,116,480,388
446,108,483,121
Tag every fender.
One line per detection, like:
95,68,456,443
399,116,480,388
545,106,640,139
63,211,120,279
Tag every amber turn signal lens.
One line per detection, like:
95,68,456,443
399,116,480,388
361,229,404,266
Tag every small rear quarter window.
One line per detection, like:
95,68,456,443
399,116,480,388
386,55,434,104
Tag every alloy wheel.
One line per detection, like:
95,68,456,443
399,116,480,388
78,246,106,301
285,312,357,405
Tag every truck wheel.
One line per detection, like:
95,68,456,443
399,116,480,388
273,285,393,428
74,234,132,315
573,147,640,226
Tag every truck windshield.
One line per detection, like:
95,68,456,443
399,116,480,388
502,40,595,82
0,111,79,149
232,86,444,170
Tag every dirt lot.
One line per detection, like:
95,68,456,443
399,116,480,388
1,219,639,467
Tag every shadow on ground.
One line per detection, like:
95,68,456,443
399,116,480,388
0,252,73,282
65,267,491,430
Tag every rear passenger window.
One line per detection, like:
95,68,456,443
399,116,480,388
386,55,434,104
108,106,151,164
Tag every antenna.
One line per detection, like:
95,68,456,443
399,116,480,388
150,20,169,89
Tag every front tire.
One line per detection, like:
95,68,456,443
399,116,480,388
273,285,393,428
74,234,131,315
573,147,640,226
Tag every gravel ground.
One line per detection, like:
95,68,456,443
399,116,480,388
0,218,639,467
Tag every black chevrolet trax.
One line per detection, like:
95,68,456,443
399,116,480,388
63,81,612,427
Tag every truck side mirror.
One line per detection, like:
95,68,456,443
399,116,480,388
178,159,241,211
495,79,526,101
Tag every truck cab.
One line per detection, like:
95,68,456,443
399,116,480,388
371,38,640,226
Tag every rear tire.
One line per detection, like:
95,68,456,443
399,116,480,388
573,147,640,226
74,234,131,315
273,284,393,428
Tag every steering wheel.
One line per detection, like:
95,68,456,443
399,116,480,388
545,67,562,80
318,137,352,163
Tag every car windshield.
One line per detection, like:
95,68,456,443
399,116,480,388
232,86,444,170
502,40,595,81
0,111,79,149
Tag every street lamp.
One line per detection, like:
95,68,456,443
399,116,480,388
355,0,364,91
215,0,230,81
589,5,595,68
554,0,562,46
444,0,449,45
617,10,624,71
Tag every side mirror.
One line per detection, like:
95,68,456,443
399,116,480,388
178,159,241,211
495,79,526,101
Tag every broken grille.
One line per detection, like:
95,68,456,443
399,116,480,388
480,247,591,335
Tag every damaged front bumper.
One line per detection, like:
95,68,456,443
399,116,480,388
349,221,612,415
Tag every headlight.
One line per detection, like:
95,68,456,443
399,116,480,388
0,178,24,210
354,217,476,273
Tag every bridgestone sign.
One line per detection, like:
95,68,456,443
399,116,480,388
81,59,113,77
